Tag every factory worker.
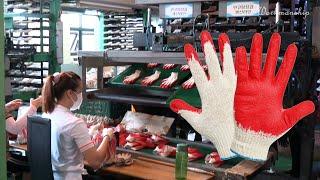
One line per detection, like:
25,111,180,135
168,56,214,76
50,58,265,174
41,71,113,180
5,97,43,135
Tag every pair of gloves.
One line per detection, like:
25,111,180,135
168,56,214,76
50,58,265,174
170,31,315,161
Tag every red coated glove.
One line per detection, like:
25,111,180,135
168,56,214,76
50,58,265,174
231,33,315,161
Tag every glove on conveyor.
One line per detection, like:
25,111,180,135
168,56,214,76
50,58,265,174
160,72,178,89
147,63,159,68
153,144,204,161
124,133,156,150
123,70,141,84
205,152,223,167
182,76,195,89
141,70,161,86
170,31,236,160
180,64,190,71
232,33,315,161
163,64,176,70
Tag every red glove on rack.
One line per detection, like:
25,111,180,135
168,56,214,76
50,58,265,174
231,33,315,161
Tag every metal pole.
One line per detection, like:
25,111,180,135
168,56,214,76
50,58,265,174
290,0,295,32
40,0,43,52
146,8,151,50
275,1,281,31
49,0,61,73
0,0,7,179
299,0,315,179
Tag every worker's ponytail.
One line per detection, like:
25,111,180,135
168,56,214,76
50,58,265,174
41,71,81,113
42,75,55,113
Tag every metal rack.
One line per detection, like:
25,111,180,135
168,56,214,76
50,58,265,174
4,0,60,100
0,0,6,179
104,13,144,51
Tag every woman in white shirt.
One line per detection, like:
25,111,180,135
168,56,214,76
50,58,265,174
41,71,113,180
5,97,42,135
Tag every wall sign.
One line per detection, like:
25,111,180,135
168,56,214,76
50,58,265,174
164,3,193,19
226,1,260,17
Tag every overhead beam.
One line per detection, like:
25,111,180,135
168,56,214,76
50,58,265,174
135,0,208,5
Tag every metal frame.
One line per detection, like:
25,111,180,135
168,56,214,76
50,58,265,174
80,50,276,65
49,0,61,73
0,1,6,179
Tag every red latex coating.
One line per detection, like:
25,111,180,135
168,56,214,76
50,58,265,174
184,44,200,64
262,33,281,79
170,99,201,114
218,33,230,64
235,46,249,81
200,30,214,51
249,33,263,79
234,33,315,136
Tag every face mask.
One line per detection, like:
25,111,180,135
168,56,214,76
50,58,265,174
71,92,83,111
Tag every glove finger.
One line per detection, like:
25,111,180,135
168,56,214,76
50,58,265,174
283,101,315,131
249,33,263,79
219,33,235,81
235,46,249,82
200,31,222,81
262,33,281,80
184,44,208,94
275,43,298,92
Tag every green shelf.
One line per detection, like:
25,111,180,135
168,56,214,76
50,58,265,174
75,99,129,119
32,53,51,62
12,90,38,101
167,87,201,108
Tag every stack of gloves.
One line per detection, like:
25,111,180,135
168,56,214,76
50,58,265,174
170,31,315,161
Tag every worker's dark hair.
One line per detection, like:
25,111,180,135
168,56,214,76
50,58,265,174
42,71,81,113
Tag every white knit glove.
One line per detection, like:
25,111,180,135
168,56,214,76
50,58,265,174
170,31,236,160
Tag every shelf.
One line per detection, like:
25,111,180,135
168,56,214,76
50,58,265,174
210,23,271,28
169,24,206,28
11,82,43,88
12,36,50,39
11,67,49,71
7,74,45,79
12,27,50,31
80,50,282,65
5,13,50,18
86,87,173,107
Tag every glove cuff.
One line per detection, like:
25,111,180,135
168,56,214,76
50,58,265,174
209,124,237,160
230,125,275,161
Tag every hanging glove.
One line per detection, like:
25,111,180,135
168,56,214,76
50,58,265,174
170,31,237,159
231,33,315,161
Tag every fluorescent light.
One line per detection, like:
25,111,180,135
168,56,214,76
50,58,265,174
79,1,133,10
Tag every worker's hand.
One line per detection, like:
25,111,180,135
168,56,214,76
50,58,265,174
231,33,315,161
5,99,23,113
102,128,114,139
170,31,237,160
30,96,43,109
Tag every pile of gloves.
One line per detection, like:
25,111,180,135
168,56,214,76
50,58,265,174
153,144,204,162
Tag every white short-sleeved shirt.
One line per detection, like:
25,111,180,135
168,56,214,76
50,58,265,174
43,105,94,180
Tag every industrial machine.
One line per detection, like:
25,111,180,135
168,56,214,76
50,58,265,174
80,0,317,179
